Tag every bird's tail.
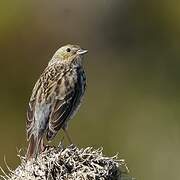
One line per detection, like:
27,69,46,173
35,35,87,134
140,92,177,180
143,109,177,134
26,134,44,160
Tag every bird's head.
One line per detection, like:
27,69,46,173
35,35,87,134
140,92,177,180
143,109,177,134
50,44,88,65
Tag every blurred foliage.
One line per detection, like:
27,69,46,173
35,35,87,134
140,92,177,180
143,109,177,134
0,0,180,180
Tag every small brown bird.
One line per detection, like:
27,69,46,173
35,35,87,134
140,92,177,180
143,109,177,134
26,44,87,159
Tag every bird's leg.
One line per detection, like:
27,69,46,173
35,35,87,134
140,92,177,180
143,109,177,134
58,136,65,149
63,128,73,145
40,138,45,152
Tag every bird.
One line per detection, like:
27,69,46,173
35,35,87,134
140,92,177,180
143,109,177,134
26,44,88,159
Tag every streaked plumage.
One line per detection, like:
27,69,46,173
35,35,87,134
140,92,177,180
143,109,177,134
26,45,87,159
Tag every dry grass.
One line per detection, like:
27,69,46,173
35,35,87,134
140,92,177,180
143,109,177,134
1,144,133,180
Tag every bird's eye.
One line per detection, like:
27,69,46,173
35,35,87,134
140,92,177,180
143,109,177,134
66,48,71,52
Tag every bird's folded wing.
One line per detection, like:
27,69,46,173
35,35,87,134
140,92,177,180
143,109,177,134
26,78,42,140
47,85,79,140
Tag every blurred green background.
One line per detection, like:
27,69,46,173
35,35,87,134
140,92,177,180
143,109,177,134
0,0,180,179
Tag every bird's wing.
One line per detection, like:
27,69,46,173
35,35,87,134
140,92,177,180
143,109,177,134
47,75,83,141
26,66,57,140
26,78,42,140
26,77,46,159
26,69,59,158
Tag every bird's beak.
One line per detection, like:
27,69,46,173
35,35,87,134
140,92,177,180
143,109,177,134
77,49,88,55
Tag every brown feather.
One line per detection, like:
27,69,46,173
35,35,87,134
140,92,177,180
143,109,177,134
26,45,87,159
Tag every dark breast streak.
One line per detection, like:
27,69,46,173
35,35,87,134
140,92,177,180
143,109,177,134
67,66,86,121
